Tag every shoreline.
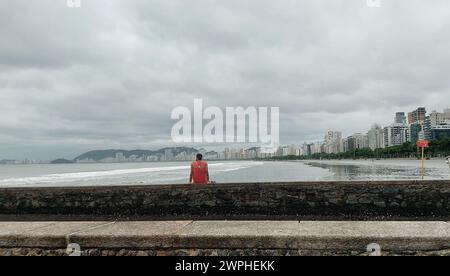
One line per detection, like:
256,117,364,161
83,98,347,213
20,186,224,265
303,158,449,166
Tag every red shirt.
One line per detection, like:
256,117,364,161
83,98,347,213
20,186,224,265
191,161,209,184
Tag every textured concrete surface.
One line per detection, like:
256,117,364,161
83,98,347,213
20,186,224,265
73,221,192,248
0,222,112,248
0,221,449,256
1,180,449,219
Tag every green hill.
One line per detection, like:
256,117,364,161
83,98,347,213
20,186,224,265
73,147,199,162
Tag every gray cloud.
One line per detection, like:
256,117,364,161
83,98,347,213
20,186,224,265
1,0,450,160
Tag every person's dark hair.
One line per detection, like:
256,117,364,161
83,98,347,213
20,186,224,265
196,153,203,160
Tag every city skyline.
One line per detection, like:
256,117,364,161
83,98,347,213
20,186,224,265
297,107,450,157
3,106,449,164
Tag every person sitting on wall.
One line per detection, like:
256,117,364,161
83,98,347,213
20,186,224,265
190,153,210,185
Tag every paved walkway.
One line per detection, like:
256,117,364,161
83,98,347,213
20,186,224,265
0,221,449,255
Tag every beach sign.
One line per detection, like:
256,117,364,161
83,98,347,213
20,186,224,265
416,140,429,180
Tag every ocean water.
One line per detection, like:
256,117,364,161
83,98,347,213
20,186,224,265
0,159,449,188
306,159,450,181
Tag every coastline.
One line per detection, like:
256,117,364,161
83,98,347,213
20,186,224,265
302,158,449,167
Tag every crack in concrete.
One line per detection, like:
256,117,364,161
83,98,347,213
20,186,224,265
65,221,117,246
174,221,194,234
23,222,58,233
168,221,194,249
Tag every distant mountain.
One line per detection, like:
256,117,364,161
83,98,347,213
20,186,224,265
50,159,74,164
73,147,199,163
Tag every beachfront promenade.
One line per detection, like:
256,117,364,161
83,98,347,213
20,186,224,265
0,181,449,256
1,220,449,256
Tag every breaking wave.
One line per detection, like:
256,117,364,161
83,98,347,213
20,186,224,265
0,162,264,187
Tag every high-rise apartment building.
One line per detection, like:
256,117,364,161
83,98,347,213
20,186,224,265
343,134,369,152
353,133,369,149
368,124,385,150
408,107,427,124
343,136,354,152
409,122,424,145
431,124,450,140
429,109,450,126
324,131,343,154
395,112,407,124
424,116,432,140
384,123,410,147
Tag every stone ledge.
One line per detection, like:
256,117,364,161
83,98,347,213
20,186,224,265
0,221,449,255
2,180,450,192
1,180,449,219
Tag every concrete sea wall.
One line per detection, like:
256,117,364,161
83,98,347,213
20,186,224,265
0,221,449,256
0,180,449,219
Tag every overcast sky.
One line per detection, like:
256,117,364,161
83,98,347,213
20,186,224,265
1,0,450,160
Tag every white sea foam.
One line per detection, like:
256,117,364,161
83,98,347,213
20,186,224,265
0,162,264,186
0,165,188,185
216,162,264,172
